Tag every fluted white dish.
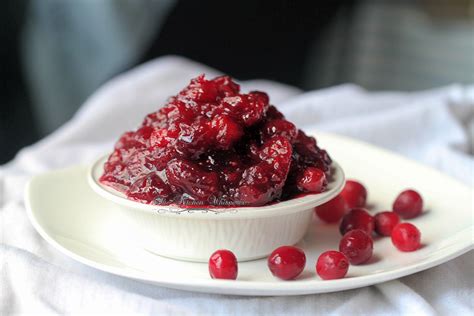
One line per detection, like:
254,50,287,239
87,155,345,262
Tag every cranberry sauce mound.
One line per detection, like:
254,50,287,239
100,75,332,207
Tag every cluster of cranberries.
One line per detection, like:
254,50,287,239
209,182,424,281
101,75,331,207
313,182,423,279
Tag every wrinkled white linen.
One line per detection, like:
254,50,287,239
1,56,473,315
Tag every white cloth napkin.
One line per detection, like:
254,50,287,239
1,56,473,315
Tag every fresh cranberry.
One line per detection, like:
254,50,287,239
339,229,374,265
316,251,349,280
374,211,400,236
393,190,423,219
339,208,375,235
100,75,333,207
391,223,421,252
296,167,327,193
268,246,306,280
314,194,348,223
340,180,367,208
208,250,238,280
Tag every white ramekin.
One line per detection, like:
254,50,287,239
88,155,345,262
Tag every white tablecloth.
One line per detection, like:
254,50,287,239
1,56,473,315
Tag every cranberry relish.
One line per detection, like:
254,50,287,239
100,75,332,207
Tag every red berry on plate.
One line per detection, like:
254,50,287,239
296,167,327,193
316,250,349,280
268,246,306,280
314,194,348,223
391,223,421,252
209,250,238,280
374,211,400,236
339,229,374,265
339,208,374,235
393,189,423,219
340,180,367,208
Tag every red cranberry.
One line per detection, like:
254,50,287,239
126,173,172,204
165,159,219,201
294,130,318,154
165,100,195,123
339,229,373,265
235,185,269,206
262,119,298,142
211,115,243,149
296,167,327,193
266,105,284,120
237,136,292,206
222,92,268,127
267,246,306,280
316,251,349,280
208,250,238,280
393,189,423,219
391,223,421,252
374,211,400,236
243,91,270,126
314,194,348,223
135,126,154,141
339,208,374,235
150,128,179,147
213,75,240,96
115,131,146,150
340,180,367,208
183,75,219,102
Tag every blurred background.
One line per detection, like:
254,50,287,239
1,0,474,164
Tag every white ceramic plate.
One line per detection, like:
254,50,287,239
25,132,473,296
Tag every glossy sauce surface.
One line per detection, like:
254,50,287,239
100,75,332,207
